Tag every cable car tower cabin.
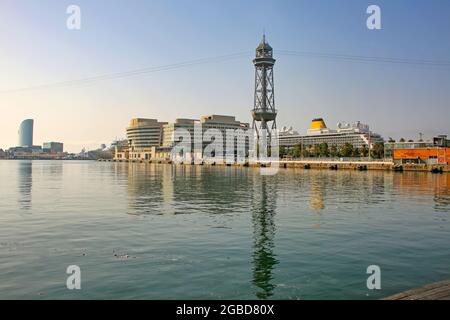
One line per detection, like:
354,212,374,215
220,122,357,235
252,35,277,139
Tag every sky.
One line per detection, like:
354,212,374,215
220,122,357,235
0,0,449,153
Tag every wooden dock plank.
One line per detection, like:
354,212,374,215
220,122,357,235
384,280,450,300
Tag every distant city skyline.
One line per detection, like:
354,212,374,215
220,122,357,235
1,0,449,153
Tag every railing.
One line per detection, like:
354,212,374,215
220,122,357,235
281,157,389,162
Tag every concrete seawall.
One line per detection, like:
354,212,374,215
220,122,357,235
101,159,449,173
278,161,448,172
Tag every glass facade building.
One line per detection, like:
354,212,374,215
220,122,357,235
18,119,34,147
43,142,64,153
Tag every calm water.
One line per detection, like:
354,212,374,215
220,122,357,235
0,160,449,300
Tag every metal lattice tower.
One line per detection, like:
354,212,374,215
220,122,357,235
252,35,277,138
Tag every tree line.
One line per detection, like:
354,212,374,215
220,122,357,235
279,142,385,159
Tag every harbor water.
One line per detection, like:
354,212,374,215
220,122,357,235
0,160,449,299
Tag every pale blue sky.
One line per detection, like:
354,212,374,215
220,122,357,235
1,0,449,152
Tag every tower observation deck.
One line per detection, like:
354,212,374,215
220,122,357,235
252,35,277,138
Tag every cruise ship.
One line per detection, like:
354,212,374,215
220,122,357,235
279,118,383,149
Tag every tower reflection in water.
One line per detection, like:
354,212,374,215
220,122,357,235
18,161,32,211
251,175,279,299
126,164,281,298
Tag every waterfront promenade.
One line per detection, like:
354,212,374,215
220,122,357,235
103,158,450,173
385,280,450,300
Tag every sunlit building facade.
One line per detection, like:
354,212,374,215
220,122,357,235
118,115,249,161
127,118,167,160
385,135,450,165
163,115,249,161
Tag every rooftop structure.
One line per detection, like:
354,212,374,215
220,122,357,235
200,114,249,131
309,118,327,132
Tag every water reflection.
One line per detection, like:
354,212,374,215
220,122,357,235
125,164,280,298
250,175,279,299
310,173,325,212
305,170,448,212
306,170,388,212
126,164,253,216
18,161,32,211
123,164,449,299
126,163,165,215
161,165,175,215
393,172,450,212
41,161,63,177
433,174,450,211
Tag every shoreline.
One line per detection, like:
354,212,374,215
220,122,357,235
0,158,93,161
99,158,450,173
2,158,448,173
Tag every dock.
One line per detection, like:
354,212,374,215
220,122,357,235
99,158,450,173
384,280,450,300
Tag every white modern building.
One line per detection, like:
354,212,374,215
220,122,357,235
118,115,249,161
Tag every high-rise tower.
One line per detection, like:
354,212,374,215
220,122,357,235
18,119,34,147
252,35,277,138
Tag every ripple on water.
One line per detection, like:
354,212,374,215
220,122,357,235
0,161,449,299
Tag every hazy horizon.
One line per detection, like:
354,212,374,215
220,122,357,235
1,0,449,153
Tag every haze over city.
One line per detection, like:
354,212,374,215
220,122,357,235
1,0,449,153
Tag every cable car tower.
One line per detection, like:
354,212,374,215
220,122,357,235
252,34,277,140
